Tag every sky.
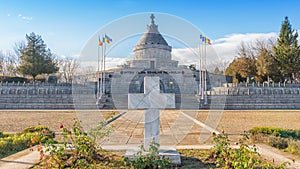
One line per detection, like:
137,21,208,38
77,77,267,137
1,0,300,70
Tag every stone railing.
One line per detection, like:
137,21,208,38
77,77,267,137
209,87,300,96
0,81,71,87
224,82,300,88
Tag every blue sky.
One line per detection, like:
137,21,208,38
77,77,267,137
1,0,300,67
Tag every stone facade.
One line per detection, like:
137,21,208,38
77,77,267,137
108,14,199,109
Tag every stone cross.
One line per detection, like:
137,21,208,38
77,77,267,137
128,76,175,150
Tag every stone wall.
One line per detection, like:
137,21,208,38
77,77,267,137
0,83,76,109
206,85,300,110
1,81,300,110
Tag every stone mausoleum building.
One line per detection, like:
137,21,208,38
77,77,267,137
100,14,207,109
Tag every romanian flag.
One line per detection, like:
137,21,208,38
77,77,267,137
104,34,112,44
98,36,103,46
206,38,211,45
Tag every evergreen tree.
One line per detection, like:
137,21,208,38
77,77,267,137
273,16,300,82
17,32,59,80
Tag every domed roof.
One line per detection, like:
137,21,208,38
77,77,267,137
134,14,171,51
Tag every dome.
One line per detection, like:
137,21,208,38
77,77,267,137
134,14,171,52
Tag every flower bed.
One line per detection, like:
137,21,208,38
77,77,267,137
0,126,53,159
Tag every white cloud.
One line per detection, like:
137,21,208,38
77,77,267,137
105,57,128,70
213,32,277,60
18,14,33,21
79,32,280,72
7,14,10,17
79,57,128,72
171,32,278,70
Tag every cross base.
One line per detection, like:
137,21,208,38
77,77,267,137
144,109,160,150
124,147,181,165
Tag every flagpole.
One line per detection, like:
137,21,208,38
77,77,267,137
96,36,100,105
198,39,202,99
204,39,208,104
100,35,104,101
201,39,204,100
103,36,106,95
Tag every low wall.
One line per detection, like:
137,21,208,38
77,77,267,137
1,82,300,110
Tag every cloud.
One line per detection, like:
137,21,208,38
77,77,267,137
213,32,278,60
79,32,280,72
7,14,10,17
171,32,278,70
18,14,33,21
79,58,128,71
105,57,128,70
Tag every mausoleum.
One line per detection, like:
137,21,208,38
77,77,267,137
108,14,200,109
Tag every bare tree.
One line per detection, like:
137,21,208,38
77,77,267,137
0,50,18,76
4,51,18,76
0,51,5,75
58,57,80,83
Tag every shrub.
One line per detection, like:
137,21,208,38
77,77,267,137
35,121,113,168
268,136,288,149
249,127,300,140
23,126,50,133
209,132,262,168
0,133,34,159
126,141,172,169
286,140,300,156
0,76,29,83
210,132,288,169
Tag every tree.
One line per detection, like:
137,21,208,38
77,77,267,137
58,57,79,83
17,32,59,80
255,39,279,82
225,43,257,83
273,16,300,82
188,64,196,71
0,50,18,76
213,67,223,75
225,57,255,83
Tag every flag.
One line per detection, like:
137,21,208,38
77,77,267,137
98,36,103,46
104,34,112,44
200,34,205,42
206,38,211,45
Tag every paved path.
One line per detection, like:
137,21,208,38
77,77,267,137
256,144,300,169
0,146,40,169
102,110,216,147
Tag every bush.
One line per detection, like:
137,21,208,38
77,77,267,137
210,132,288,169
0,133,34,159
126,141,172,169
209,132,262,168
0,76,29,83
0,127,55,159
250,127,300,140
268,136,288,149
23,126,50,133
286,140,300,156
250,127,300,158
36,121,113,168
